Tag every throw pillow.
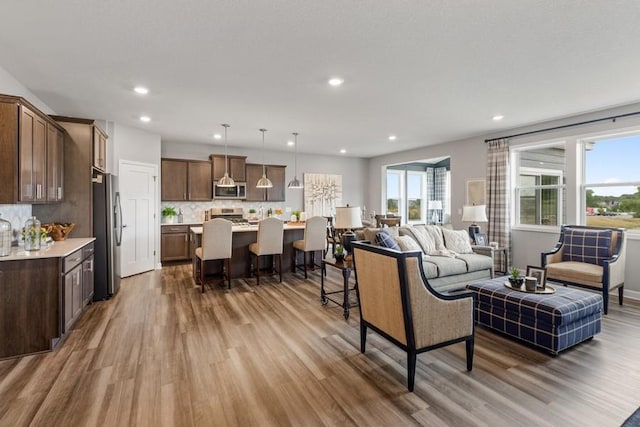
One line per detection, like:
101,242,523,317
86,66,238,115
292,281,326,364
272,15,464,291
375,229,401,250
424,225,446,250
362,228,380,243
441,228,473,254
409,226,437,254
562,228,612,266
394,235,422,252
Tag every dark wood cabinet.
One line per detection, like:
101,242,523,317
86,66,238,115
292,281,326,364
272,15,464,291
210,154,246,182
93,127,107,171
0,95,64,204
245,163,286,201
82,254,95,306
161,158,212,201
161,225,191,262
46,124,64,201
187,161,212,200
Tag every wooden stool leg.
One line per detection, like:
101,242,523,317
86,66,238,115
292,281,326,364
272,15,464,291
279,254,282,282
200,258,205,293
226,258,231,289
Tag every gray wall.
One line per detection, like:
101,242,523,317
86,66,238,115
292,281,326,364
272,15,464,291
162,141,368,212
367,103,640,299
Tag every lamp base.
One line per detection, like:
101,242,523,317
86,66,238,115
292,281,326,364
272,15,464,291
342,231,356,254
468,224,480,243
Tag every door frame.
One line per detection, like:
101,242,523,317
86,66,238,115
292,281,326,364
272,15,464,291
118,159,160,272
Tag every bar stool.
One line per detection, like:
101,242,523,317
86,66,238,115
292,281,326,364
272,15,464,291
195,218,233,292
249,217,284,285
292,216,328,278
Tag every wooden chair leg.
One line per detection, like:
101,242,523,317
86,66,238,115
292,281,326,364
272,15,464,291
226,258,231,289
407,350,417,392
303,251,308,279
619,286,624,306
278,254,282,283
466,337,474,371
291,249,296,274
200,258,205,293
256,255,261,285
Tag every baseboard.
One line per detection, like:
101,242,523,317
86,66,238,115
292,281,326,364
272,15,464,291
620,288,640,302
156,262,163,270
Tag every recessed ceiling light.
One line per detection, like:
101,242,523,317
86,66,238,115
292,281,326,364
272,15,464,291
492,115,504,121
213,133,222,140
388,135,397,141
328,77,344,87
340,149,346,154
134,86,149,95
140,116,151,123
287,140,295,146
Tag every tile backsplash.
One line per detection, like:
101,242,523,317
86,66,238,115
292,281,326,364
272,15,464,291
0,204,32,243
160,201,300,224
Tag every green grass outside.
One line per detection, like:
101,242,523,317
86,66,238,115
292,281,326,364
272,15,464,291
586,216,640,229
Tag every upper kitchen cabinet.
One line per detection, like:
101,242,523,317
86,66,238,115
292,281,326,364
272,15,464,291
244,163,286,202
0,95,64,204
161,158,212,201
46,123,64,202
34,116,108,237
210,154,246,182
93,126,107,172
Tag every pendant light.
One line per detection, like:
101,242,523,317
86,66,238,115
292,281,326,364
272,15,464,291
256,128,273,188
287,132,303,189
217,124,235,187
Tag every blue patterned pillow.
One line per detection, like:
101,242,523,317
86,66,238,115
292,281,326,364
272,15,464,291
562,228,612,266
375,229,400,250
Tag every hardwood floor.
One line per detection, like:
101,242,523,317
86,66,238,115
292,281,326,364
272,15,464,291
1,264,639,426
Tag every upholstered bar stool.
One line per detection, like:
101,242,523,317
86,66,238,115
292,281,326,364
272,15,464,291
249,217,284,285
195,218,233,292
292,216,328,278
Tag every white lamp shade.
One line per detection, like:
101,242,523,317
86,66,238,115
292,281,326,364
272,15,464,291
429,200,443,210
335,206,363,229
461,205,488,223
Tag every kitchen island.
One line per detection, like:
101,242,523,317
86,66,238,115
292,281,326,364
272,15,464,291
0,237,95,359
190,223,306,281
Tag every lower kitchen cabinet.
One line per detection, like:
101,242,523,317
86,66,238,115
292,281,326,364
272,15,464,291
62,241,94,333
161,224,191,262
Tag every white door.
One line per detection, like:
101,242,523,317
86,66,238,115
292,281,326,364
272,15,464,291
119,160,157,277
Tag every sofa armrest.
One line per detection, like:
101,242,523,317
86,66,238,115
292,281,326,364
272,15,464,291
541,242,563,267
604,233,626,288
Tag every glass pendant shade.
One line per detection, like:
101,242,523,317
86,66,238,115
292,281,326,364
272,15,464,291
256,128,273,188
287,132,303,189
217,124,236,187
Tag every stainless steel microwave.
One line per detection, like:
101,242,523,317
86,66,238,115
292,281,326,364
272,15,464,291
213,182,246,199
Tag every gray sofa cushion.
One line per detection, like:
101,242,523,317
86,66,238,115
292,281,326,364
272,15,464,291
456,253,494,272
423,256,468,277
421,259,439,279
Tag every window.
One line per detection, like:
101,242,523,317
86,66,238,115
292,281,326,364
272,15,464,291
512,143,566,227
407,171,426,223
386,170,403,217
583,133,640,232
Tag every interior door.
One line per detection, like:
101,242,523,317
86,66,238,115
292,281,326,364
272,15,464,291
119,161,157,277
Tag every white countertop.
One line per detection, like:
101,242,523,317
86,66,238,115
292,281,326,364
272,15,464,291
0,237,96,261
190,223,306,234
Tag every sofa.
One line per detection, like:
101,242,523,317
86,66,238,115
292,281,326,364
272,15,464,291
354,225,493,293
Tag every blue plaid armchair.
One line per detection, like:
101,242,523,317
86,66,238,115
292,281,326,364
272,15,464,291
541,225,626,315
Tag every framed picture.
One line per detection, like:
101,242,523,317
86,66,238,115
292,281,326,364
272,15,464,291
466,178,486,206
474,233,488,246
526,265,547,289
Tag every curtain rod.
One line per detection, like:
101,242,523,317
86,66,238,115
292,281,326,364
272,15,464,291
484,111,640,143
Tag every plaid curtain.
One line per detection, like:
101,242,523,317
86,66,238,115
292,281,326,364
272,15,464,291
434,167,447,218
486,139,511,267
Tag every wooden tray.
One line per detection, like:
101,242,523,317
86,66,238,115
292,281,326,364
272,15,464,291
504,282,556,294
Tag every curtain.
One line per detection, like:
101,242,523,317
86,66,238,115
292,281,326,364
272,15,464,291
486,139,511,268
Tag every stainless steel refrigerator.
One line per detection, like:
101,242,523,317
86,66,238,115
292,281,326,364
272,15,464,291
92,172,122,300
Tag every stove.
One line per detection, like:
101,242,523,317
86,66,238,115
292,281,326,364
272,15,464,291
207,207,249,225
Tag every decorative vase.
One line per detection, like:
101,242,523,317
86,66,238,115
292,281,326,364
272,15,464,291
508,277,523,288
335,253,345,263
24,216,41,251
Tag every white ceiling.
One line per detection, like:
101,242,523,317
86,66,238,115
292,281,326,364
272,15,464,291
1,1,639,158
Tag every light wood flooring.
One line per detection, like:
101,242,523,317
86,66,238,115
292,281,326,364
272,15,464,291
1,264,639,426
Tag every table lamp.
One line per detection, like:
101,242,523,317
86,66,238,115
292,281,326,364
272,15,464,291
429,200,442,224
461,204,488,243
335,206,363,254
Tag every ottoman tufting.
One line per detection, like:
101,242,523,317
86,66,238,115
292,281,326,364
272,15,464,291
467,277,602,355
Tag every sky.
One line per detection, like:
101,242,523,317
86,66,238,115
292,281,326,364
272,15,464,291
586,134,640,196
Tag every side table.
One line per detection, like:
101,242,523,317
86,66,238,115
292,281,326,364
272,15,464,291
471,245,509,276
321,257,359,319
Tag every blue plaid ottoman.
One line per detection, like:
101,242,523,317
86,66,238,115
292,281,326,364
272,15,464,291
467,277,602,354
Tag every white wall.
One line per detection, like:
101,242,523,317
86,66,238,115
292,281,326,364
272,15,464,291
111,123,163,268
368,102,640,298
